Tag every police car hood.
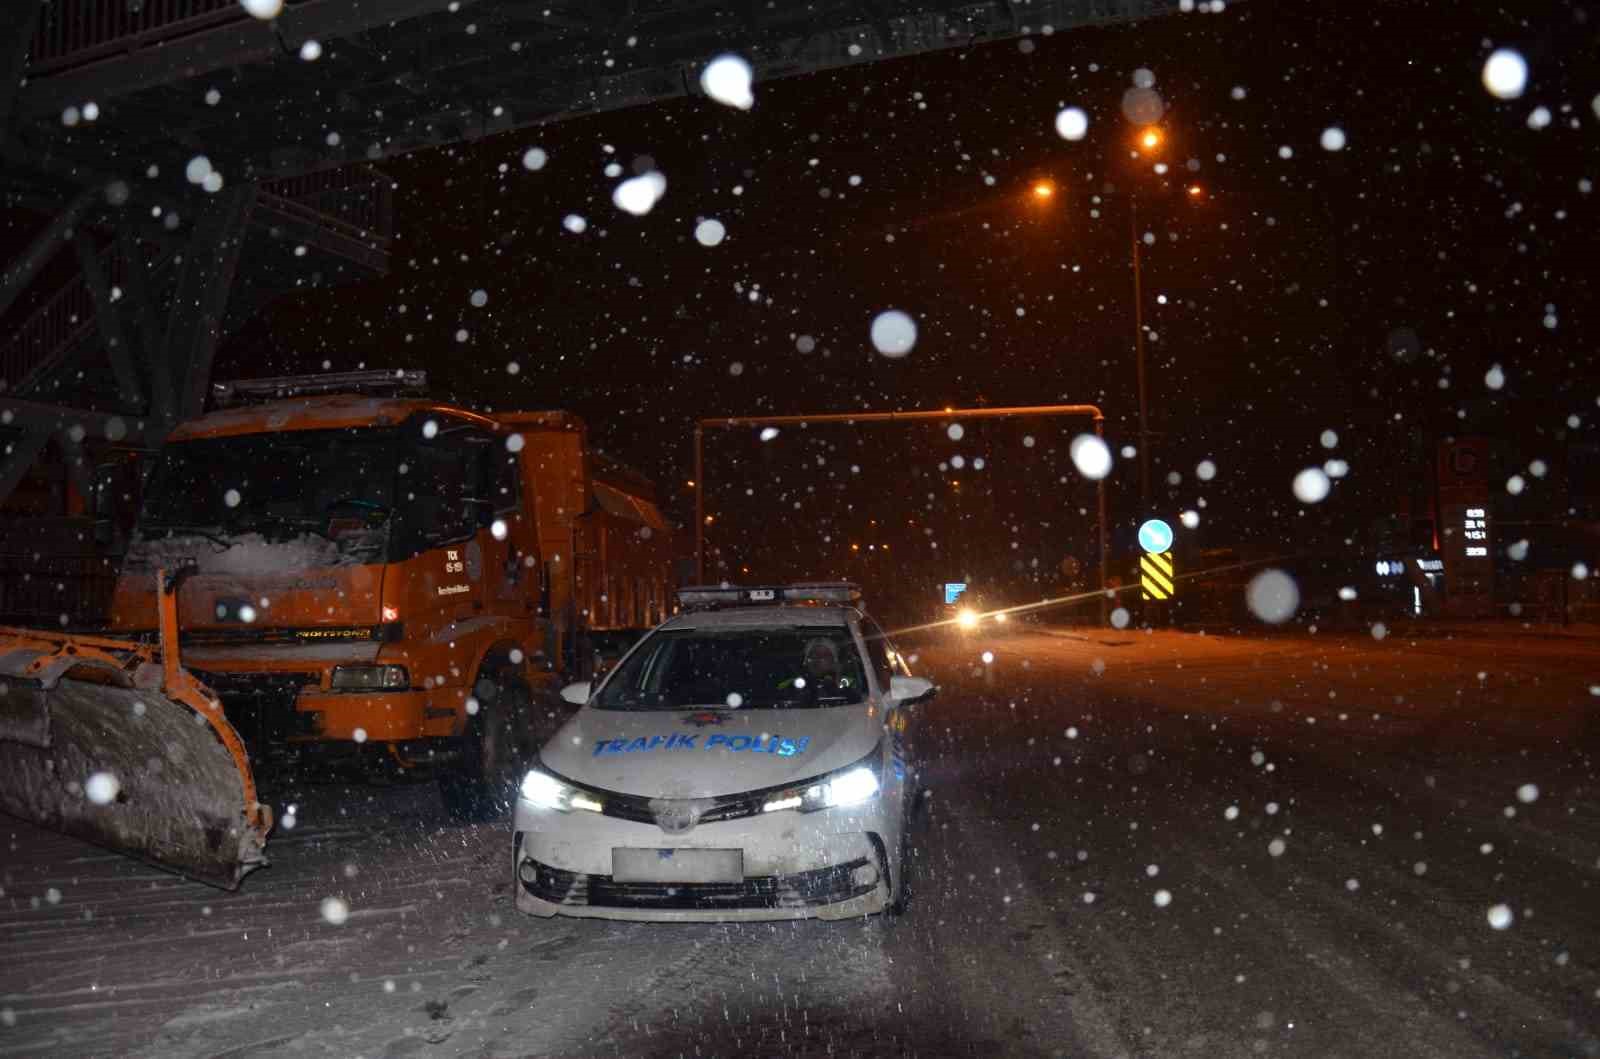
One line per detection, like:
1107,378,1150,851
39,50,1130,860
541,705,880,798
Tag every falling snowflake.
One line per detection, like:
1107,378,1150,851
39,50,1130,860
1246,569,1299,624
1481,49,1527,99
1069,435,1112,480
613,172,667,215
85,772,120,805
870,310,917,357
1055,107,1089,141
695,219,726,246
700,54,755,109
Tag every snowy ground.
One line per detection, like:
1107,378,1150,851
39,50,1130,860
2,626,1597,1058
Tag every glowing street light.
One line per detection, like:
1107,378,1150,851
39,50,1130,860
1186,184,1204,198
1031,180,1056,201
1139,128,1163,151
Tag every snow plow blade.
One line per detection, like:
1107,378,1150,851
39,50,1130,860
0,572,272,889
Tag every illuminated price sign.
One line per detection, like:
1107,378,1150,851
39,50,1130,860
1462,506,1489,557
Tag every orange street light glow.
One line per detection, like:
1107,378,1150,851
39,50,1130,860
1140,129,1162,150
1187,184,1204,197
1032,181,1055,200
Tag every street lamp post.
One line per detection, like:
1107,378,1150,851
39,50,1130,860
1130,192,1151,518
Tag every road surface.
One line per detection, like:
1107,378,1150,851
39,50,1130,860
2,625,1597,1057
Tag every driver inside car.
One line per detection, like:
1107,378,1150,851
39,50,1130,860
779,637,849,694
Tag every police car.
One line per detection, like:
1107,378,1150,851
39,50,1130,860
512,583,935,921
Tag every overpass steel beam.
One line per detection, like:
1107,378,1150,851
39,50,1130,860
0,186,97,323
16,0,489,120
0,398,146,441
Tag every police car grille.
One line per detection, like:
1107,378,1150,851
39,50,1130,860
596,790,765,828
522,858,876,910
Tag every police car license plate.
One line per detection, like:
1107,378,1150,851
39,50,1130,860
612,848,743,884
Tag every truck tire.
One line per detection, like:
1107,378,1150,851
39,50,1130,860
440,677,531,822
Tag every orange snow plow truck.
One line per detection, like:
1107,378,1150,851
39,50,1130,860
0,371,673,888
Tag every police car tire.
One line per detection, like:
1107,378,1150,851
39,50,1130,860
441,678,530,821
889,829,914,916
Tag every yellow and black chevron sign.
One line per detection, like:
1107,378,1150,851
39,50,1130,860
1140,550,1175,600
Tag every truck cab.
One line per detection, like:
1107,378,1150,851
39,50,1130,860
107,373,672,818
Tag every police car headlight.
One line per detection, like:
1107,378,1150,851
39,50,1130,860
519,768,604,813
806,765,880,810
763,745,884,814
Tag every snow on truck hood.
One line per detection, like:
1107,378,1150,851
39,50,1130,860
540,705,881,799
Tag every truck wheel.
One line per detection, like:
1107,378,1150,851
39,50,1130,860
440,677,530,822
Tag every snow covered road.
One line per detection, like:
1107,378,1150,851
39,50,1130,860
2,626,1597,1057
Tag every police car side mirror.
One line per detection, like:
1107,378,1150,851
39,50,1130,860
560,681,592,705
890,675,936,706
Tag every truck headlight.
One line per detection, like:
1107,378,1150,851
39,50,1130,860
519,768,604,813
330,664,409,691
762,745,883,814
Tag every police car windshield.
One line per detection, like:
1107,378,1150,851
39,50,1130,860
594,626,868,710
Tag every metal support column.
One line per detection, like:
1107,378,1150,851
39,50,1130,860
1130,194,1150,519
0,430,50,508
73,231,144,408
115,225,160,368
0,3,43,148
53,426,96,510
1094,412,1109,627
161,185,257,427
693,423,705,583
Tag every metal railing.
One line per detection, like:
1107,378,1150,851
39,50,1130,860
26,0,255,77
261,166,396,246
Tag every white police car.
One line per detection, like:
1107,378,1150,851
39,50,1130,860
512,583,935,921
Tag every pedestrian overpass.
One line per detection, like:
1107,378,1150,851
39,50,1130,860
0,0,1184,507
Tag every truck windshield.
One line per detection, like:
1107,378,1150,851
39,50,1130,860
141,428,398,539
594,625,869,710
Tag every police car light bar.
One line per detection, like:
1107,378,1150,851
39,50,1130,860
676,583,862,609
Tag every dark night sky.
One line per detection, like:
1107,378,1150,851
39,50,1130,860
216,0,1598,587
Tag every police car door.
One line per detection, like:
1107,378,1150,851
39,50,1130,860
861,616,916,797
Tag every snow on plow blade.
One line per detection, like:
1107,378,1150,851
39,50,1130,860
0,610,272,890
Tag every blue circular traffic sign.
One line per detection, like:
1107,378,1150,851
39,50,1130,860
1137,518,1174,555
